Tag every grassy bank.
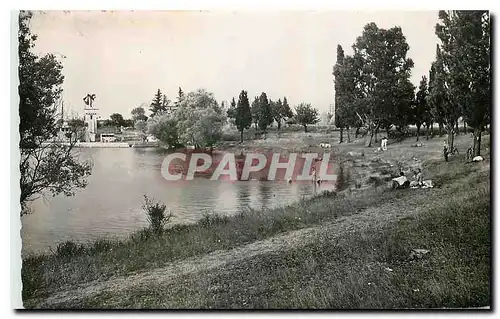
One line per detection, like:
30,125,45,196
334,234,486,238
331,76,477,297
53,185,490,309
22,135,491,309
23,184,410,303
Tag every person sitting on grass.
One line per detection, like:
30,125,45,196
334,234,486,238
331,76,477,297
415,168,423,187
392,171,409,189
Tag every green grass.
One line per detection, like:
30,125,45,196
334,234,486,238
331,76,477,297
22,135,491,308
57,184,489,309
22,186,411,302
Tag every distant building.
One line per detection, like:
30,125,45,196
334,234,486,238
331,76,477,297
83,93,100,142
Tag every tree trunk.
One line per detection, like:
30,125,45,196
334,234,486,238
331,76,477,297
455,120,459,135
366,123,379,147
463,121,466,134
439,123,444,137
447,126,455,152
374,127,379,143
367,129,375,147
416,124,421,142
355,127,360,138
277,120,281,130
339,127,344,144
473,127,482,156
240,130,244,143
347,126,351,143
425,123,430,140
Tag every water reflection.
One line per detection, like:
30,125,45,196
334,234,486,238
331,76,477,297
21,148,337,254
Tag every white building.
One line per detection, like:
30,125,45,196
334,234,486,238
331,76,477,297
83,94,100,142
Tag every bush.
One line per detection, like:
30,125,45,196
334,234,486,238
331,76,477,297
55,241,85,257
199,212,230,228
142,195,172,235
91,239,113,253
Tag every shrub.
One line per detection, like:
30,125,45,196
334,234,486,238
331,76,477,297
199,212,230,228
55,241,85,257
142,195,172,235
91,239,113,253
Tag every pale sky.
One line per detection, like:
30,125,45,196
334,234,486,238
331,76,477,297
28,10,440,118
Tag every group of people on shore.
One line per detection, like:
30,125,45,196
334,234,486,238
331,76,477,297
392,167,435,189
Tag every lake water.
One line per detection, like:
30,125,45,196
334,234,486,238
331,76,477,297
21,147,337,255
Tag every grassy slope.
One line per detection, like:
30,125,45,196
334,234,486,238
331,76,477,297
22,135,491,308
60,185,490,309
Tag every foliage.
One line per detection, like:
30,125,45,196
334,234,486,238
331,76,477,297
174,87,185,107
142,195,171,235
134,119,148,142
18,11,92,215
294,103,319,132
337,23,414,146
250,92,273,132
271,97,294,130
174,89,226,148
55,241,85,258
66,118,86,141
234,91,252,142
412,76,431,140
131,106,147,123
109,113,125,128
147,114,179,147
432,11,490,155
227,97,237,126
150,89,171,117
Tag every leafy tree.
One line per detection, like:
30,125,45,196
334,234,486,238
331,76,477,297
131,106,147,123
175,89,227,148
333,44,347,142
110,113,125,128
431,12,464,150
427,51,447,138
295,103,319,132
435,11,490,155
251,96,260,128
227,97,236,123
234,90,252,142
413,76,431,141
257,92,272,132
461,11,490,155
390,77,416,139
18,11,92,214
135,119,148,142
147,115,179,148
66,118,86,141
351,23,414,147
281,97,293,124
271,97,293,130
333,47,364,143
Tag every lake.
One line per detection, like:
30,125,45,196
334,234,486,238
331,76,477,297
21,147,337,254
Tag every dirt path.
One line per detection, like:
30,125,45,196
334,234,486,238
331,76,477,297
32,187,446,308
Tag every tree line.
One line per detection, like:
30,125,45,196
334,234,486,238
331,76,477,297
134,88,321,146
226,91,320,142
333,11,490,155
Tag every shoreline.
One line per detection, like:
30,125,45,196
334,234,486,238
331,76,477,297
41,141,160,148
23,134,491,309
